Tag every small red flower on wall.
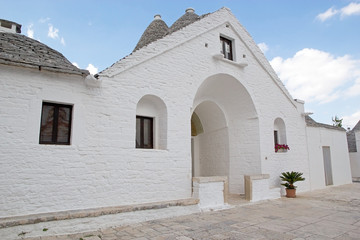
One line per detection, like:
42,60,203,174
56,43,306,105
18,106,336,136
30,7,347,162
275,144,290,152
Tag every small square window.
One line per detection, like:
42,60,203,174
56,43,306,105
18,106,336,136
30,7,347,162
136,116,153,149
39,102,72,145
220,36,233,61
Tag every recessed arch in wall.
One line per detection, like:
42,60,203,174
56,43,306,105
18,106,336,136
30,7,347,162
274,117,287,149
136,94,167,150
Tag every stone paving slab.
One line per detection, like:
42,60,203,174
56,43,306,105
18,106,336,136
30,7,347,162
3,183,360,240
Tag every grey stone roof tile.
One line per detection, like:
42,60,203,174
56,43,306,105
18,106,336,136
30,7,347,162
169,8,200,34
305,116,346,131
0,32,89,76
133,15,169,52
133,8,202,53
347,120,360,152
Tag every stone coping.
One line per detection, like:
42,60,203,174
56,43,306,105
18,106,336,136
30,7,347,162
192,176,228,183
244,174,270,181
0,198,198,229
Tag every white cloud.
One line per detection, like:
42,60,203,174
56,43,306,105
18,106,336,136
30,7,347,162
346,77,360,97
72,62,79,68
270,48,360,104
86,64,98,75
317,2,360,21
342,110,360,129
316,7,338,21
39,17,50,23
47,24,59,39
258,42,269,54
340,2,360,17
27,24,34,39
60,37,66,46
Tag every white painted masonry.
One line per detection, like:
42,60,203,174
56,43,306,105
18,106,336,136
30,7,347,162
245,174,280,202
192,176,228,209
349,131,360,178
306,126,352,190
0,7,353,220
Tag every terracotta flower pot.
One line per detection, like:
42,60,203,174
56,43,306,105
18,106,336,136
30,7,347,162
285,188,296,198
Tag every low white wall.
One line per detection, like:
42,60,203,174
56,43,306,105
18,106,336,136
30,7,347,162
244,174,280,202
306,126,352,190
192,176,227,209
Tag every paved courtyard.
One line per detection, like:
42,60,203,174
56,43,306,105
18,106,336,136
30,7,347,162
7,183,360,240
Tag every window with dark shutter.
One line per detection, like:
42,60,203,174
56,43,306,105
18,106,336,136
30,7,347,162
136,116,153,149
39,102,72,145
220,36,233,61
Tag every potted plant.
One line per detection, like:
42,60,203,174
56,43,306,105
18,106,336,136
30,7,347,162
280,171,305,198
275,144,290,152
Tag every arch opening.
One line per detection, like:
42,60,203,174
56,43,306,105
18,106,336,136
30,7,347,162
191,73,260,194
191,101,229,178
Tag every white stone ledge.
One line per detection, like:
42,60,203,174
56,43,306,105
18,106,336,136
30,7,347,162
192,176,228,183
245,174,270,181
212,54,248,67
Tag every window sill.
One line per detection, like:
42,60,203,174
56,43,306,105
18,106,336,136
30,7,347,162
135,148,168,152
275,149,288,153
213,54,248,68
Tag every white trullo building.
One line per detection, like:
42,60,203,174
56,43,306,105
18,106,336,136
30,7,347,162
0,8,352,223
347,121,360,180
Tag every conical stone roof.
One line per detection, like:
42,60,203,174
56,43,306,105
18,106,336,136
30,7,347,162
133,14,169,52
169,8,200,34
133,8,201,52
0,32,88,76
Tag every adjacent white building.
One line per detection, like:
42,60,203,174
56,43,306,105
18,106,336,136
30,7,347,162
0,7,353,222
347,121,360,179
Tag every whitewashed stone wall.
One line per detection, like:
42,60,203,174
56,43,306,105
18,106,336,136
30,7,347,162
0,8,313,218
306,126,352,190
349,131,360,178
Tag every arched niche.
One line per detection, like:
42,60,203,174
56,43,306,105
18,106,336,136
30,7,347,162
274,117,287,148
136,95,167,149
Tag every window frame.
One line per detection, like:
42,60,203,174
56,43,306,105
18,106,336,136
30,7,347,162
274,130,279,146
136,115,154,149
220,36,233,61
39,102,73,145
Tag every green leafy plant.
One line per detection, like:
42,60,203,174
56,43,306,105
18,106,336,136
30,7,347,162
332,115,343,127
280,171,305,189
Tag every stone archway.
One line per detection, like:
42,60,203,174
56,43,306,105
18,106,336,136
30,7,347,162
191,100,229,178
192,73,260,194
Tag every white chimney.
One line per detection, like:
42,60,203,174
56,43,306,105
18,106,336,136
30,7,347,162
185,8,195,13
154,14,162,20
0,19,21,33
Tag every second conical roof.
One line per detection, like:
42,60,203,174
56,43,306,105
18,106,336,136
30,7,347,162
133,15,169,52
169,8,199,34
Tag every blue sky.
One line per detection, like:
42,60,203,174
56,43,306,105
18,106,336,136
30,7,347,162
2,0,360,128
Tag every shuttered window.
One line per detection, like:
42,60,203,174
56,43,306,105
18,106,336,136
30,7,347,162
39,102,72,145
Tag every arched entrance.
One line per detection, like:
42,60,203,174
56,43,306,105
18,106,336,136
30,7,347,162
191,73,260,194
191,100,229,178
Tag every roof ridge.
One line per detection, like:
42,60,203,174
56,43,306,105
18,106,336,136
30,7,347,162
305,116,346,131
